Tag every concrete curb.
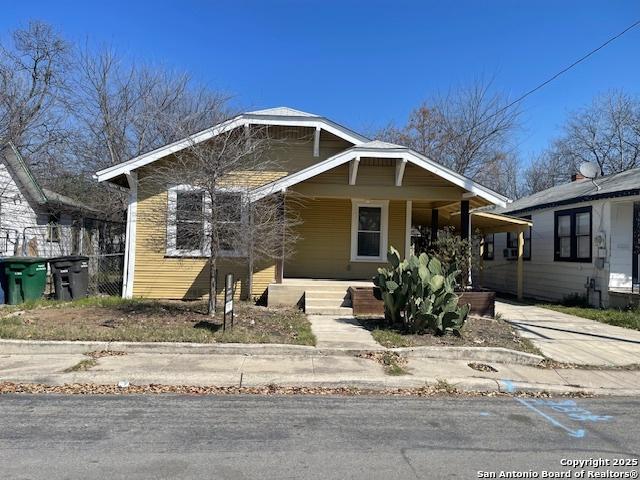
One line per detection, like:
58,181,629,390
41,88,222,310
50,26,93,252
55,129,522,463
4,375,639,396
0,339,542,366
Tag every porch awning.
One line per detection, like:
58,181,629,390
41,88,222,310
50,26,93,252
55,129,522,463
440,209,532,234
470,211,532,234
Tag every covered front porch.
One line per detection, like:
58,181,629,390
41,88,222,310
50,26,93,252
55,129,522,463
268,201,531,313
252,141,531,312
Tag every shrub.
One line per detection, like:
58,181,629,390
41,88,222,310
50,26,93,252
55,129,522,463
373,247,470,335
427,226,480,288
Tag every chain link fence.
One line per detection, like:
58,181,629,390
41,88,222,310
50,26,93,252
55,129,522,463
1,220,126,297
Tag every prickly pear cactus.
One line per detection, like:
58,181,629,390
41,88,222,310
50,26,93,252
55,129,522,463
374,246,471,335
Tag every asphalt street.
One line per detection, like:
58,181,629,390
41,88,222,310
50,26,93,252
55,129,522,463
0,394,638,479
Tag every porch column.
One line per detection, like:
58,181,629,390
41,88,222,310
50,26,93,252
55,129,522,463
517,227,525,300
478,236,485,288
405,200,412,259
275,192,286,284
460,200,470,241
430,208,439,245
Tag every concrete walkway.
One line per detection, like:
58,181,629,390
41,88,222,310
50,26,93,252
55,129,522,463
496,300,640,366
2,351,640,395
308,315,383,350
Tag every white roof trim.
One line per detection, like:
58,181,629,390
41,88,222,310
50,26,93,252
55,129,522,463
248,146,510,207
94,113,368,183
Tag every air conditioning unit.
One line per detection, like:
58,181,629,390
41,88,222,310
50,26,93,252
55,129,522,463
503,248,518,259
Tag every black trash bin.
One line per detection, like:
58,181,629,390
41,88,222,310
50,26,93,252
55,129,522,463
49,256,90,301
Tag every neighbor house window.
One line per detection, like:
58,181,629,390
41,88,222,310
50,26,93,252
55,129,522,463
507,216,532,260
350,200,388,262
167,186,205,256
483,234,494,260
554,206,591,262
46,214,61,243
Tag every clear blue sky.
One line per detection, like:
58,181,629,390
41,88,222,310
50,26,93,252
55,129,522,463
1,0,639,164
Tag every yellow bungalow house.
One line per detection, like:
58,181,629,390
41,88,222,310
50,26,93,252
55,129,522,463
95,107,530,314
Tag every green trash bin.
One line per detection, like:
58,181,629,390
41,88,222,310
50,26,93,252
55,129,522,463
1,257,48,305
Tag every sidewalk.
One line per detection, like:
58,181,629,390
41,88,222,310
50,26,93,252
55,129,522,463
308,315,383,350
2,350,640,396
496,300,640,366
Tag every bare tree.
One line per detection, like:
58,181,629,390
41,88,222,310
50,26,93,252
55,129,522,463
522,90,640,196
68,46,229,172
0,21,70,162
144,122,299,315
378,80,521,195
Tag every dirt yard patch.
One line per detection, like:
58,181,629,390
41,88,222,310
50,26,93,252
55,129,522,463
358,316,540,354
0,298,315,345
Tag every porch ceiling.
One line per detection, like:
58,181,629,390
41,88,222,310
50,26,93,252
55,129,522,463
412,201,531,233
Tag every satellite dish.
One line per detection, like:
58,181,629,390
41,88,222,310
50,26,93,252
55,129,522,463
579,162,599,179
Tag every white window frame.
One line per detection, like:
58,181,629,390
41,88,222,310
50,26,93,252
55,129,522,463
166,185,248,258
350,199,389,262
166,184,206,257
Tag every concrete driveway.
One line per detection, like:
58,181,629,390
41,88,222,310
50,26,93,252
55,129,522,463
496,300,640,366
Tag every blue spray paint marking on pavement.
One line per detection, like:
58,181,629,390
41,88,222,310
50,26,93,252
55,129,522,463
515,398,586,438
501,380,515,393
499,379,587,438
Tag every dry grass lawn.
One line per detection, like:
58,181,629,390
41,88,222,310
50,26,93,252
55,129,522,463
0,297,315,345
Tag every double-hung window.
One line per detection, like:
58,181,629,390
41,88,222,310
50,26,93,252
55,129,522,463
554,206,592,262
216,191,244,256
169,187,205,255
167,185,246,257
350,200,388,262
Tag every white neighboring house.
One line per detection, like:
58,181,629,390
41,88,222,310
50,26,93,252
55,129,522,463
0,142,99,258
481,169,640,308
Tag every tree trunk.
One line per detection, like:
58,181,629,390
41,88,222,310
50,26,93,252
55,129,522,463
208,253,217,316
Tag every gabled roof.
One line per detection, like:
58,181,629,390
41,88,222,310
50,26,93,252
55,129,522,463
2,142,97,213
496,167,640,215
249,143,510,208
1,142,47,205
95,107,369,183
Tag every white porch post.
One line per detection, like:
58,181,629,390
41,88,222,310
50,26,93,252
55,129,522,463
122,171,138,299
405,200,412,259
517,227,525,300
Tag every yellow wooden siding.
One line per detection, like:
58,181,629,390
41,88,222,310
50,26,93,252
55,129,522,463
132,181,275,300
285,198,406,279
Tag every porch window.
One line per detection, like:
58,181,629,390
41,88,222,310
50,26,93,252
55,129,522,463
554,206,591,262
483,234,494,260
350,200,388,262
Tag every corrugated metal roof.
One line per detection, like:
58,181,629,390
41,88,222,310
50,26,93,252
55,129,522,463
496,167,640,215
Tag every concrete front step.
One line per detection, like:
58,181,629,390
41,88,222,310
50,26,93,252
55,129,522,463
306,300,352,309
305,306,354,315
305,290,350,297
